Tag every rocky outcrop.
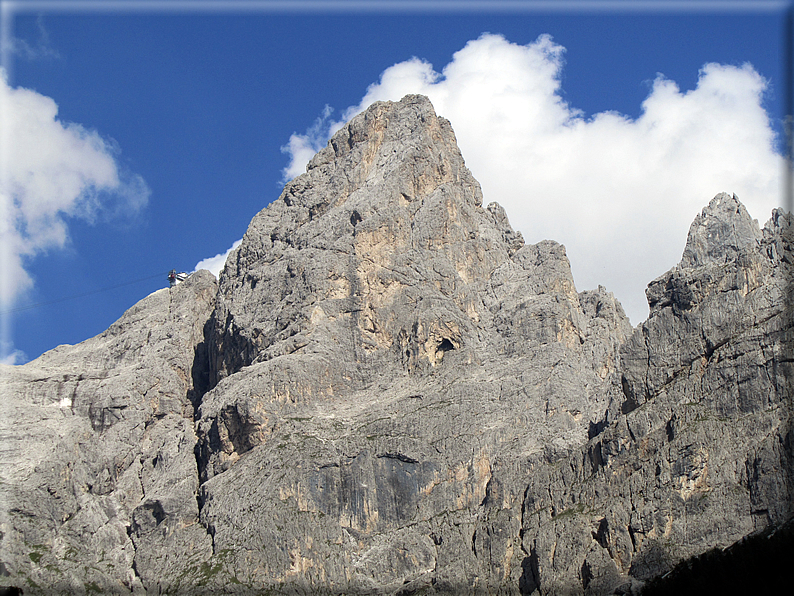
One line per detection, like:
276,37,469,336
518,193,792,594
0,271,217,594
0,96,790,595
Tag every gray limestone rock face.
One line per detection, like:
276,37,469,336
1,271,217,594
209,94,496,384
1,95,789,596
518,195,793,595
621,193,780,411
190,95,631,593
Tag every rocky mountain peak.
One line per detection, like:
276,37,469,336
209,95,528,385
680,191,762,269
221,94,485,282
303,94,478,205
1,95,790,596
197,94,630,496
622,190,788,411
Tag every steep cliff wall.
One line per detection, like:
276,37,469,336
518,194,792,594
1,95,790,595
189,94,630,595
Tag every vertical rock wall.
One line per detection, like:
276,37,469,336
518,195,793,595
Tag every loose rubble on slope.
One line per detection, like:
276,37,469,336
1,95,790,595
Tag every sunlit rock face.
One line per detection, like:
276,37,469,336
519,193,793,595
0,271,218,594
1,95,790,596
191,95,629,594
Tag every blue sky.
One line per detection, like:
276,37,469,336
1,0,790,364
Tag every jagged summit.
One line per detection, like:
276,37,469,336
1,95,790,596
621,189,789,411
680,192,762,269
210,94,526,385
198,93,629,483
221,94,491,281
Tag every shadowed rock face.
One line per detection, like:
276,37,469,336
1,96,790,596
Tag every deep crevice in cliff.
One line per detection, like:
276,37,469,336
189,317,213,416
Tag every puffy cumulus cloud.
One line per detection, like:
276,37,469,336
284,34,782,325
0,70,150,309
194,238,242,278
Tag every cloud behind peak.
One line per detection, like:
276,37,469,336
282,33,782,325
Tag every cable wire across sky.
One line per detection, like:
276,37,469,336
0,271,170,316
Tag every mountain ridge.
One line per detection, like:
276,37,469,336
1,94,791,595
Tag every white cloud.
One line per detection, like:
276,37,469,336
283,34,782,325
0,70,150,308
194,239,242,278
0,339,25,365
280,104,336,182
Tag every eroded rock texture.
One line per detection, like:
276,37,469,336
1,271,217,594
1,95,790,595
518,194,793,595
